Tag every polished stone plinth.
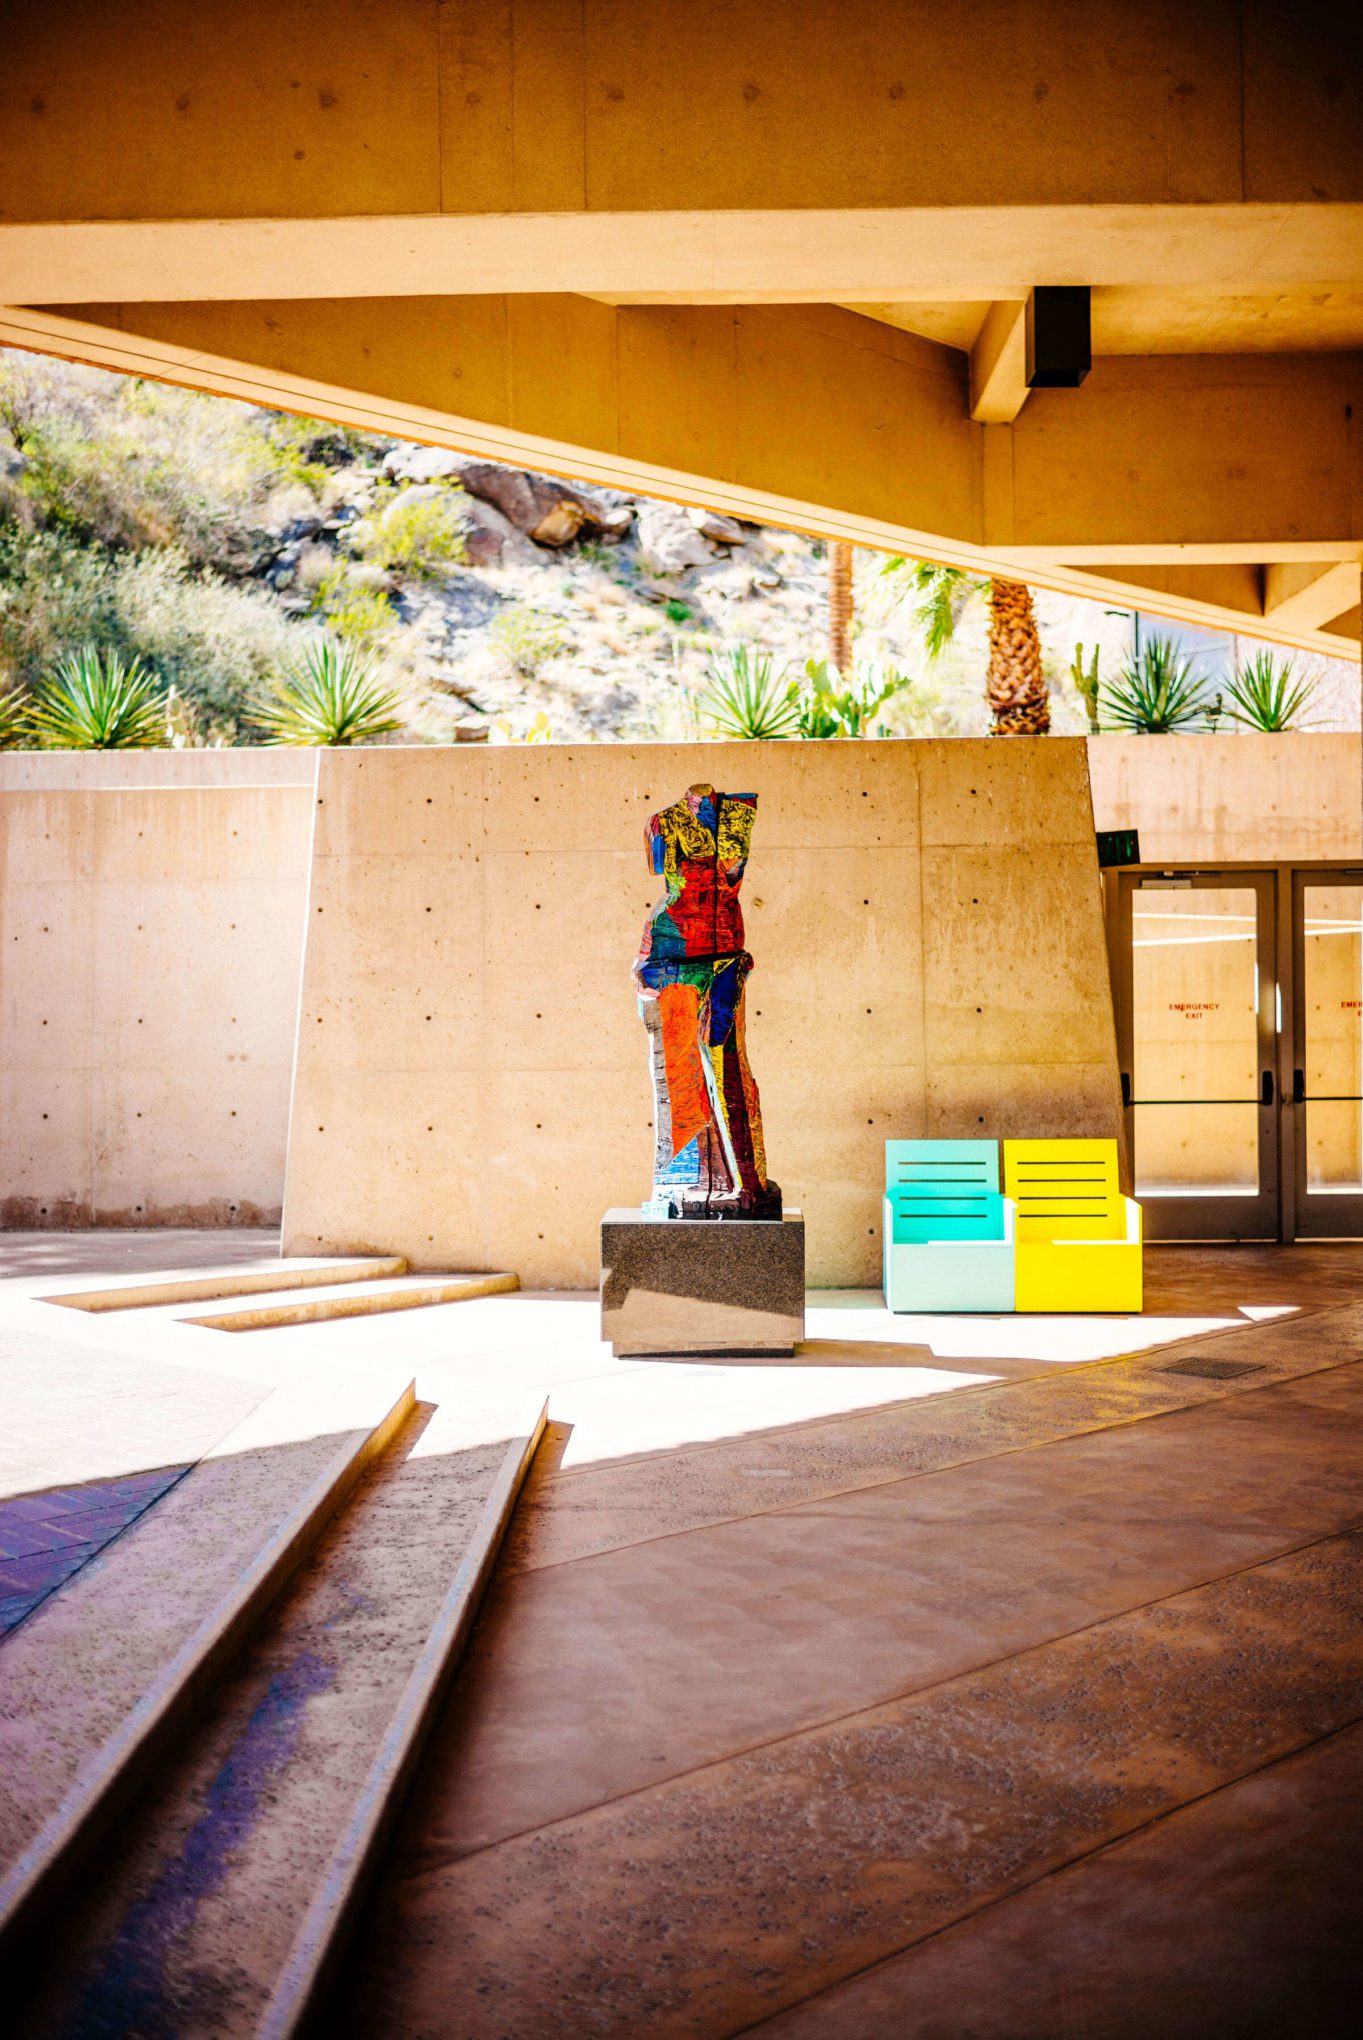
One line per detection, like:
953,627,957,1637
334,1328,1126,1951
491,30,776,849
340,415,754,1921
600,1208,805,1356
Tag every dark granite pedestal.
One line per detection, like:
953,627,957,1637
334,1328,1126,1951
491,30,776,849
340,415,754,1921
600,1208,806,1357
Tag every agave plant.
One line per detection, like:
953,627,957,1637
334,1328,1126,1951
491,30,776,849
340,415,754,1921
0,680,28,750
27,645,167,749
1223,649,1317,732
697,645,799,739
256,638,405,746
1102,637,1210,734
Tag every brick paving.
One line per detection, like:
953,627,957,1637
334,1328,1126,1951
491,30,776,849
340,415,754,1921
0,1468,189,1635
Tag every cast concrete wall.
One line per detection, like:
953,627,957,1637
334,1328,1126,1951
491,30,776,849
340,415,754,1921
282,739,1123,1286
0,781,313,1226
1087,734,1363,864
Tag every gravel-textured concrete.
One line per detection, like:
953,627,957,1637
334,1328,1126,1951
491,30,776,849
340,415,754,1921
16,1402,532,2037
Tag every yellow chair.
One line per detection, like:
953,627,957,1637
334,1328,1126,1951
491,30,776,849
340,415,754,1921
1003,1139,1142,1312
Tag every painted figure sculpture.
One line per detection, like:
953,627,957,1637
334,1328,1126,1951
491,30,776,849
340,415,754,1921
633,782,782,1220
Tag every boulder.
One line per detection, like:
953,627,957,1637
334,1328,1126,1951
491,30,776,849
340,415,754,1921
686,506,746,546
637,503,714,575
459,463,632,547
382,443,468,484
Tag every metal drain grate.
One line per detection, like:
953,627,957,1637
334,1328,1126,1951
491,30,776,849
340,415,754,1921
1160,1357,1265,1381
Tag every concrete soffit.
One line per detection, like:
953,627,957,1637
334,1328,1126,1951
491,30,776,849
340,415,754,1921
0,298,1359,664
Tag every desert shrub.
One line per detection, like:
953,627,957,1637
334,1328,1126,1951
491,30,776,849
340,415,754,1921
0,529,306,741
313,562,397,645
489,602,568,677
353,488,468,580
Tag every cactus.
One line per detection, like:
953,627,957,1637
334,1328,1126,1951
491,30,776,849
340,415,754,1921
1070,642,1101,733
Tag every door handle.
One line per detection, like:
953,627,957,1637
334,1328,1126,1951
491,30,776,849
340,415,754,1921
1261,1069,1275,1106
1293,1069,1306,1104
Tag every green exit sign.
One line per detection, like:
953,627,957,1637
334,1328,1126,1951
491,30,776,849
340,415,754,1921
1097,828,1140,868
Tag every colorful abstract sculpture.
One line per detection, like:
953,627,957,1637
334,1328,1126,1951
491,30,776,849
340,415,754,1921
633,783,781,1220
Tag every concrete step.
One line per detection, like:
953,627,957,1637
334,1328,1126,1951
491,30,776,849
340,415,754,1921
14,1395,547,2038
44,1254,409,1314
0,1369,417,1961
184,1270,520,1331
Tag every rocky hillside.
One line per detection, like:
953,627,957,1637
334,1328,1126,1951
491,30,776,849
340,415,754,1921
0,349,1352,745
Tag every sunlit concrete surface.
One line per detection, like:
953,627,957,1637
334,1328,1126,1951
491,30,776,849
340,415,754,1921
3,1233,1363,2033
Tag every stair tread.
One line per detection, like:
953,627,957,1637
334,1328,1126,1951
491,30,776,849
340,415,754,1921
0,1368,414,1944
16,1394,546,2035
184,1271,519,1330
46,1256,408,1314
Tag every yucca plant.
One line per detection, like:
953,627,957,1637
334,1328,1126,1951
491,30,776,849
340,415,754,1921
0,680,28,750
1224,649,1317,732
1102,637,1209,734
27,645,166,749
697,645,799,739
256,638,405,746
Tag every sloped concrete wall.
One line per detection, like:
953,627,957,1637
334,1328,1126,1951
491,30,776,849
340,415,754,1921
0,780,314,1226
1087,733,1363,865
283,739,1123,1286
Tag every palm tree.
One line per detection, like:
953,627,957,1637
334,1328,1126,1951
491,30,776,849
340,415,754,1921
885,559,1051,735
827,541,854,675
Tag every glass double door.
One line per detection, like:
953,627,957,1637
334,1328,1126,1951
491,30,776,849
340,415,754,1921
1292,871,1363,1236
1114,868,1363,1240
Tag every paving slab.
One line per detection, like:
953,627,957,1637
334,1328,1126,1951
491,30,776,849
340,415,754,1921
345,1531,1363,2039
504,1300,1363,1574
394,1361,1363,1857
753,1719,1363,2039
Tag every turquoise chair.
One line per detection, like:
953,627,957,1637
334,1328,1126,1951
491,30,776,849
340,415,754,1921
883,1139,1015,1313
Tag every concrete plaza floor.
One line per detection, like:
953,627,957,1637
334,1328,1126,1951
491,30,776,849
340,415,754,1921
2,1233,1362,2034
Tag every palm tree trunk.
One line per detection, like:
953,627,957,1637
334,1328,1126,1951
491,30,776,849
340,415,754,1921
985,578,1050,735
828,541,854,676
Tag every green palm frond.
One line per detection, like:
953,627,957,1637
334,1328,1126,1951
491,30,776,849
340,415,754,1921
1102,637,1210,734
881,557,988,659
1223,650,1316,732
256,637,405,746
698,644,800,739
0,680,28,750
27,645,166,749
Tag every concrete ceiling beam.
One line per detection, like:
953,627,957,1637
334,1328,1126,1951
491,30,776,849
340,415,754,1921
4,0,1361,223
1263,560,1363,631
4,207,1363,308
3,298,1357,666
969,302,1030,423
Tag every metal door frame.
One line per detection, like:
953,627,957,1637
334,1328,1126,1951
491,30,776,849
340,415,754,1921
1112,868,1280,1241
1289,865,1363,1239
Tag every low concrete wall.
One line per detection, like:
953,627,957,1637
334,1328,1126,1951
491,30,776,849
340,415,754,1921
5,735,1356,1254
0,751,317,791
283,740,1123,1286
0,780,313,1226
1087,733,1363,865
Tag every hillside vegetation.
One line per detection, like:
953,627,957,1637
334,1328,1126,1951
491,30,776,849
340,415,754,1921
1,349,1348,746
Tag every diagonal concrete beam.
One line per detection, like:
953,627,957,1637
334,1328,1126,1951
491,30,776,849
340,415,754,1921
969,301,1029,423
1264,561,1362,632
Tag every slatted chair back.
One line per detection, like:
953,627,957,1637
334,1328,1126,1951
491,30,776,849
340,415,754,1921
884,1139,1005,1243
1004,1139,1125,1241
